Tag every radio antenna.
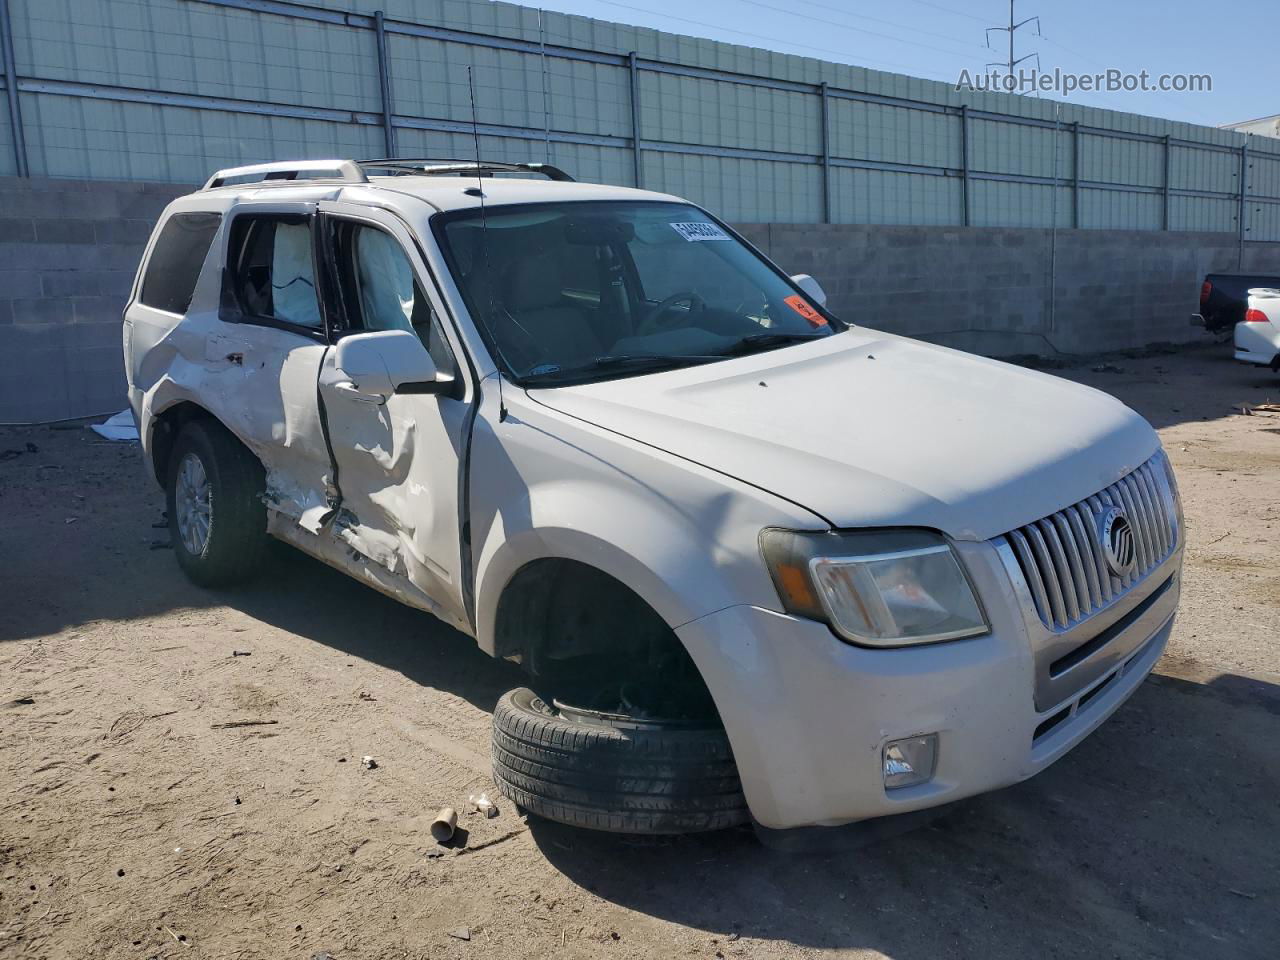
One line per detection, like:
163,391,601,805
466,66,484,202
467,66,507,420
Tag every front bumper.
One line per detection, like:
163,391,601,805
677,539,1181,829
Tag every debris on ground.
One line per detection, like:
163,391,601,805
448,928,471,941
6,696,35,707
89,409,140,442
361,756,378,770
231,650,252,657
430,807,457,842
468,792,497,818
210,719,278,729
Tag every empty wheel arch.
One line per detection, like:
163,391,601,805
489,558,750,833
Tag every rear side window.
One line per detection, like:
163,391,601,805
226,215,322,330
140,212,222,314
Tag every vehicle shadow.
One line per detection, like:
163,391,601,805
525,669,1280,959
216,542,526,716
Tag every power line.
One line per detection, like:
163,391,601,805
898,0,991,25
732,0,990,63
587,0,971,81
786,0,993,53
1038,35,1221,126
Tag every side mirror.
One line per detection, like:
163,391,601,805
790,273,827,307
333,329,454,400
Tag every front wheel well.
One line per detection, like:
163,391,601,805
492,558,719,721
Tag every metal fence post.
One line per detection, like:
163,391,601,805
374,11,396,158
0,0,28,177
1162,134,1171,230
959,104,970,226
819,81,831,224
628,51,642,188
1071,122,1080,228
1238,136,1249,268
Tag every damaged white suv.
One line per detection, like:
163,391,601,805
126,159,1183,837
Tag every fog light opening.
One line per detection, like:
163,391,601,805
883,734,938,790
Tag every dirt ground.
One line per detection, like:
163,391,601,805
1,341,1277,960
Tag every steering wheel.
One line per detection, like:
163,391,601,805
637,291,705,337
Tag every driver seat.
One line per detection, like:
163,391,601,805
503,252,604,365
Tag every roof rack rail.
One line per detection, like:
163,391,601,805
357,158,575,182
202,159,368,191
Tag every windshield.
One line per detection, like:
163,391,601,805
433,201,841,384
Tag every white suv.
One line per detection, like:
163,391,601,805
125,159,1183,836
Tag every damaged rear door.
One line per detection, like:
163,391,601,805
314,202,473,632
211,203,334,530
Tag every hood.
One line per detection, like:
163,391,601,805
527,330,1159,541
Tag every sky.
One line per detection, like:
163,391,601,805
510,0,1275,129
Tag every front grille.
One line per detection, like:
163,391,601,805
1000,453,1179,630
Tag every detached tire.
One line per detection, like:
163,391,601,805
492,687,749,834
166,420,268,587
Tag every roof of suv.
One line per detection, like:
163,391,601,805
362,175,683,213
192,159,685,214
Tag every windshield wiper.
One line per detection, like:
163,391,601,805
720,332,830,355
521,353,722,385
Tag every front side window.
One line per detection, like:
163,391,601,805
140,212,222,314
227,216,322,330
328,221,455,373
434,201,841,384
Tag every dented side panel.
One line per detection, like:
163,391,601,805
317,348,472,630
130,195,335,534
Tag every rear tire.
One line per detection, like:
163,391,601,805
166,420,268,587
491,687,749,834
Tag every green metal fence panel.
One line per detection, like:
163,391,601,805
0,87,14,176
1080,187,1162,231
829,100,956,171
1,0,1273,242
21,92,381,182
642,151,822,223
831,167,959,226
16,0,380,111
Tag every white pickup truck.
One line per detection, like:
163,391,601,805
1234,288,1280,370
125,159,1183,836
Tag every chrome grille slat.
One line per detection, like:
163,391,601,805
1038,519,1081,623
1026,523,1069,627
1009,529,1053,619
1114,479,1151,573
1130,469,1161,558
1136,465,1170,556
1051,513,1091,614
1064,506,1103,608
998,453,1179,630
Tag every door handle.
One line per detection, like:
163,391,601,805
334,381,387,405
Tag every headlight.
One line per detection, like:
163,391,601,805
760,528,989,647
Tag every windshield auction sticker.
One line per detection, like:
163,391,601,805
784,295,828,327
669,221,731,242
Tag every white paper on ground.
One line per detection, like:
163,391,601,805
90,409,139,442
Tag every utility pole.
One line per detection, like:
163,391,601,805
986,0,1040,87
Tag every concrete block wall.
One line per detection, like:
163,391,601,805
0,177,187,423
751,224,1280,356
1,177,1278,423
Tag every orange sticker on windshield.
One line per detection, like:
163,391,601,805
784,295,827,327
